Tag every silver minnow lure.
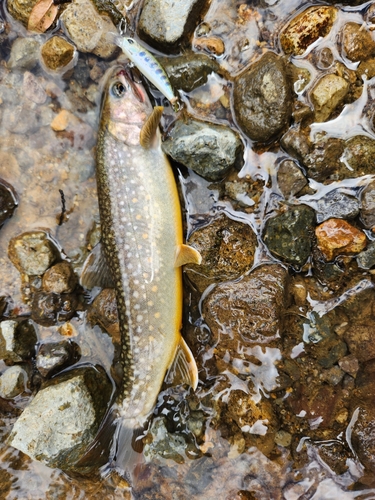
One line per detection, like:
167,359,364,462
111,34,177,105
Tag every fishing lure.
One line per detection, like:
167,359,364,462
110,33,178,107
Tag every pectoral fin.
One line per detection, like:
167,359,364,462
140,106,164,149
175,244,202,267
166,337,198,390
80,243,115,290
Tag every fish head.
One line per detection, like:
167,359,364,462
100,65,153,144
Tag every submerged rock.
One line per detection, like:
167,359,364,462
342,22,375,62
203,264,288,346
88,288,119,339
344,325,375,363
184,214,257,293
360,179,375,228
9,365,112,471
158,52,220,92
162,117,243,181
343,136,375,177
0,179,18,227
138,0,206,53
280,6,337,56
233,52,292,142
351,407,375,474
8,230,60,276
42,261,77,294
0,319,37,362
144,417,187,463
7,37,40,70
310,74,349,122
263,205,315,267
31,291,77,326
315,219,367,261
357,242,375,269
277,160,307,198
36,340,81,378
0,364,29,399
6,0,38,27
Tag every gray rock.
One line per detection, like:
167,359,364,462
233,52,292,142
277,160,307,198
144,417,187,463
36,340,81,378
0,319,37,362
0,365,29,399
9,365,112,471
8,230,60,276
157,52,220,92
315,190,359,223
162,117,243,180
7,38,40,70
138,0,206,53
360,180,375,228
356,242,375,269
263,205,315,267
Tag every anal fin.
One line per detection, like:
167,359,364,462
175,244,202,267
166,337,198,390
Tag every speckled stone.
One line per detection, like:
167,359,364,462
315,219,367,261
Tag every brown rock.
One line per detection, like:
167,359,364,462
51,109,74,132
344,325,375,362
203,264,288,347
315,219,367,261
194,36,225,56
42,261,77,294
88,288,119,342
185,214,257,293
280,6,337,56
41,36,76,71
351,407,375,473
342,22,375,62
338,354,359,376
310,74,349,122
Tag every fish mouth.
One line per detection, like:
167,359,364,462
116,67,145,103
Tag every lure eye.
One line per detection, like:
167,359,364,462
111,81,126,98
127,38,134,44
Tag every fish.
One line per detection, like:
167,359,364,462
86,65,201,469
109,33,178,106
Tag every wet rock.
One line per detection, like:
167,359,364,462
0,319,37,362
41,36,76,72
0,179,18,227
357,242,375,270
315,219,367,261
184,214,257,293
320,366,345,386
344,325,375,363
343,136,375,177
31,292,77,326
274,430,292,448
88,288,119,340
280,6,337,56
233,52,292,143
277,160,307,198
193,36,225,56
315,190,359,223
203,264,288,345
304,137,344,182
360,179,375,229
342,22,375,62
7,37,40,70
158,52,220,93
310,74,349,123
315,441,350,475
42,261,77,294
263,205,315,267
61,0,118,59
138,0,206,53
144,417,187,463
351,407,375,473
339,354,359,377
162,117,243,181
6,0,38,26
8,365,112,471
36,340,81,378
226,389,276,435
8,230,60,276
280,128,310,166
0,365,29,399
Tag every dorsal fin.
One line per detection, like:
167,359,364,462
175,244,202,267
139,106,164,149
80,243,115,290
166,337,198,390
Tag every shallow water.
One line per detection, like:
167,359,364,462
1,0,375,498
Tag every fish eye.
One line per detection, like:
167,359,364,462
111,81,126,98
